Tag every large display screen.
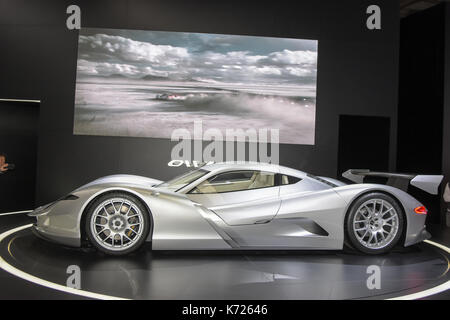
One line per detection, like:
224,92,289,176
74,28,318,145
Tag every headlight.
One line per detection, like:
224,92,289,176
28,201,56,217
28,194,79,217
62,194,79,200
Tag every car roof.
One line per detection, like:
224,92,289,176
200,161,307,178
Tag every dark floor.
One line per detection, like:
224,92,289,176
0,215,88,299
422,224,450,299
0,214,449,300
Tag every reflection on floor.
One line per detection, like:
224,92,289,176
0,214,449,299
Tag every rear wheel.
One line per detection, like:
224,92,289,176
85,192,150,256
345,193,404,254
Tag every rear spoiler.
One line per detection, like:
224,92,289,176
342,169,443,195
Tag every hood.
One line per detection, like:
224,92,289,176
76,174,163,190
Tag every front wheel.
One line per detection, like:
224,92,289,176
85,192,150,256
345,193,404,254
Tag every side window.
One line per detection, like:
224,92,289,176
190,170,276,194
280,174,302,185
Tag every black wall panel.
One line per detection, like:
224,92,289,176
397,4,444,175
337,115,390,178
0,102,39,211
0,0,400,205
443,4,450,225
397,4,446,224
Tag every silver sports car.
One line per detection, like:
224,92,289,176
29,162,443,255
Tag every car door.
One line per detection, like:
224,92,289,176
187,170,281,225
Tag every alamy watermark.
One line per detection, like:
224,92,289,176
170,120,279,166
66,5,81,30
366,5,381,30
66,265,81,289
366,265,381,290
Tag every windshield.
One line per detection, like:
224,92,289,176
157,169,209,191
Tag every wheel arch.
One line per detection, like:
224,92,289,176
79,188,154,247
343,189,408,245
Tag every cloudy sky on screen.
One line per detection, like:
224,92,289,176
76,28,318,85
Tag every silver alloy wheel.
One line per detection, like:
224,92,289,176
352,199,399,250
90,197,145,251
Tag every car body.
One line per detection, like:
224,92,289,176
29,162,440,255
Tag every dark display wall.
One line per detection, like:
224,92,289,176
397,3,445,224
0,0,400,205
397,4,444,176
397,3,450,224
443,4,450,225
338,115,391,178
0,102,39,212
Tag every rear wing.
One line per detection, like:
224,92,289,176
342,169,443,195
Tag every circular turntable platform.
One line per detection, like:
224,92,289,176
0,222,449,300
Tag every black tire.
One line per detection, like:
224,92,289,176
345,192,404,255
85,192,151,256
